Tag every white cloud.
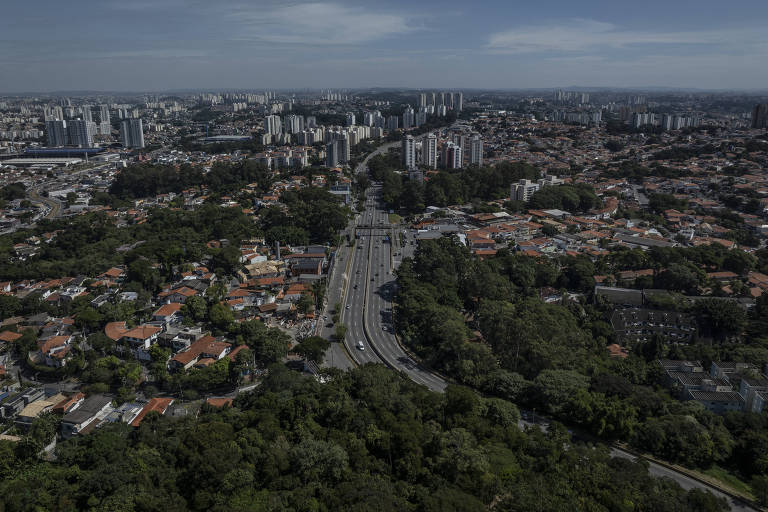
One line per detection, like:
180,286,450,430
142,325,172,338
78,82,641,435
487,19,749,54
230,2,410,45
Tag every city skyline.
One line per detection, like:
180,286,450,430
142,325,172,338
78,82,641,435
2,0,768,92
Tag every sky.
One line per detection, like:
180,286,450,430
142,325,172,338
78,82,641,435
1,0,767,92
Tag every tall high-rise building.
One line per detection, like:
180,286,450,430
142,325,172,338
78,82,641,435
752,104,768,129
345,113,356,126
456,92,463,112
441,142,462,169
452,133,468,163
469,135,483,166
402,106,415,129
296,130,315,145
402,135,416,170
337,133,350,164
98,105,110,123
67,119,93,148
45,105,64,121
325,141,340,167
422,133,437,169
430,92,436,106
386,116,399,131
120,118,145,148
285,114,304,133
265,115,282,135
82,105,94,123
418,93,427,108
98,105,111,135
415,110,427,127
45,120,67,146
439,92,446,106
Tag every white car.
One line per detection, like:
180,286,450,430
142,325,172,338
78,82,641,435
356,340,365,350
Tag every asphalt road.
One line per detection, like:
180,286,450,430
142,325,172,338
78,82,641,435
610,448,757,512
341,184,447,391
321,140,405,370
316,136,752,507
27,187,61,218
518,412,758,512
317,223,356,370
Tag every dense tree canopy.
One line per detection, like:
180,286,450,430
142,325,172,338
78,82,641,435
0,365,727,511
395,236,768,482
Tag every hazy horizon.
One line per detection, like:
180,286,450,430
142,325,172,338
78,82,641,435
2,0,767,93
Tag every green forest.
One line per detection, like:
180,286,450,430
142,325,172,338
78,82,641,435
0,187,349,283
0,365,728,511
366,153,600,214
395,237,768,489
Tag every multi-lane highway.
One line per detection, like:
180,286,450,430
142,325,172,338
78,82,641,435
322,140,750,508
317,140,446,391
339,183,447,391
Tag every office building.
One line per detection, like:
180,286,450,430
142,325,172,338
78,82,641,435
120,118,145,148
402,134,416,170
752,104,768,129
67,119,93,148
45,120,68,147
422,133,437,169
265,115,282,135
469,135,483,166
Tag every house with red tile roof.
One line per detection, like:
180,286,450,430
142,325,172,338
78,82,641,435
169,335,232,371
37,335,72,367
206,397,234,408
104,321,128,341
158,286,198,303
130,398,174,427
0,330,22,344
152,303,183,324
121,325,162,360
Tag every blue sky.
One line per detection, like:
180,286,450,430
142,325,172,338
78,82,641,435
2,0,767,92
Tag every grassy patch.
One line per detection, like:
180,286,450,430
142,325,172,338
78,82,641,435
388,213,402,224
702,465,753,497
